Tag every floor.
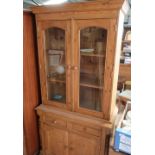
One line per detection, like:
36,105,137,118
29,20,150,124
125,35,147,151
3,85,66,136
109,147,127,155
39,149,127,155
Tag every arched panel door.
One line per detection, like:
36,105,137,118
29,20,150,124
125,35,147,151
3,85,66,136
37,21,71,110
73,19,116,118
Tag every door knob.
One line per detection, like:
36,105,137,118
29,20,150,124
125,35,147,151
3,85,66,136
71,66,78,70
52,120,57,124
66,65,71,69
73,66,78,70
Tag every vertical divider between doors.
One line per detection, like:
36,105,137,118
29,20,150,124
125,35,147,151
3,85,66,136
71,18,74,111
73,20,80,112
71,18,79,112
66,20,71,110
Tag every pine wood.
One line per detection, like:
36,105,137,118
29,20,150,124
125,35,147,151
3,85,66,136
23,11,40,155
69,132,100,155
32,0,126,14
37,105,111,155
36,20,72,110
110,11,125,121
73,18,112,118
32,0,129,155
119,64,131,81
42,125,68,155
36,10,118,21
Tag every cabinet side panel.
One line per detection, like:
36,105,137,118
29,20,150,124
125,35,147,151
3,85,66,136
110,11,125,121
23,11,41,155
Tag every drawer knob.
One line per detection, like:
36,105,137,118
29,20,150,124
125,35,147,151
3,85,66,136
53,120,57,124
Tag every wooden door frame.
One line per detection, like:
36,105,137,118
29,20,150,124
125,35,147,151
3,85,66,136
36,20,72,110
72,19,116,119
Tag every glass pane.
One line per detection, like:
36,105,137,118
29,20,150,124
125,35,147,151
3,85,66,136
48,82,66,103
45,27,66,104
80,27,107,111
80,86,103,111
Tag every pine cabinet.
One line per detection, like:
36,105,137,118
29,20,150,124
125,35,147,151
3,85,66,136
41,123,100,155
37,106,110,155
32,0,129,155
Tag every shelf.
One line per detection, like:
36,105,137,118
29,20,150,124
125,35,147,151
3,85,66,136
120,63,131,67
48,78,66,84
122,40,131,44
80,83,103,89
81,53,105,57
80,73,103,90
50,97,66,103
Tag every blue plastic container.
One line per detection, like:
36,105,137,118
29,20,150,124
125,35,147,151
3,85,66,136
114,128,131,154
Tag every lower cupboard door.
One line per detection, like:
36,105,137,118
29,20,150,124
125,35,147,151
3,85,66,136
43,124,68,155
69,132,100,155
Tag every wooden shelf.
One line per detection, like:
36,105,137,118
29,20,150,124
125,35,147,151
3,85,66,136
81,53,105,57
80,73,103,89
122,40,131,44
50,97,66,103
48,78,66,84
120,63,131,67
80,83,103,89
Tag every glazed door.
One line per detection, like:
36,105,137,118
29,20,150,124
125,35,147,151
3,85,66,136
69,132,100,155
73,19,115,118
42,124,68,155
37,20,71,110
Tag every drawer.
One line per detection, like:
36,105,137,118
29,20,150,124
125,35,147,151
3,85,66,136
44,114,67,128
71,123,101,137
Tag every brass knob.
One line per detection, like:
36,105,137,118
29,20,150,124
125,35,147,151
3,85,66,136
66,65,71,69
73,66,78,70
71,66,78,70
53,120,57,124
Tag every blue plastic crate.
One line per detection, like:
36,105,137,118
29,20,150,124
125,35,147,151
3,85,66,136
114,127,131,154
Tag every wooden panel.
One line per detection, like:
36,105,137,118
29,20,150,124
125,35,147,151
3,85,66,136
37,105,112,155
36,20,72,110
36,10,118,21
43,124,68,155
101,19,117,121
44,113,67,129
31,0,125,14
69,132,100,155
107,11,125,121
23,11,40,155
73,18,116,119
36,105,112,129
119,64,131,81
71,122,101,137
23,133,27,155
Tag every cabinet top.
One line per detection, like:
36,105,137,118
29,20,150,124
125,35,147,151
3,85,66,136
31,0,129,15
